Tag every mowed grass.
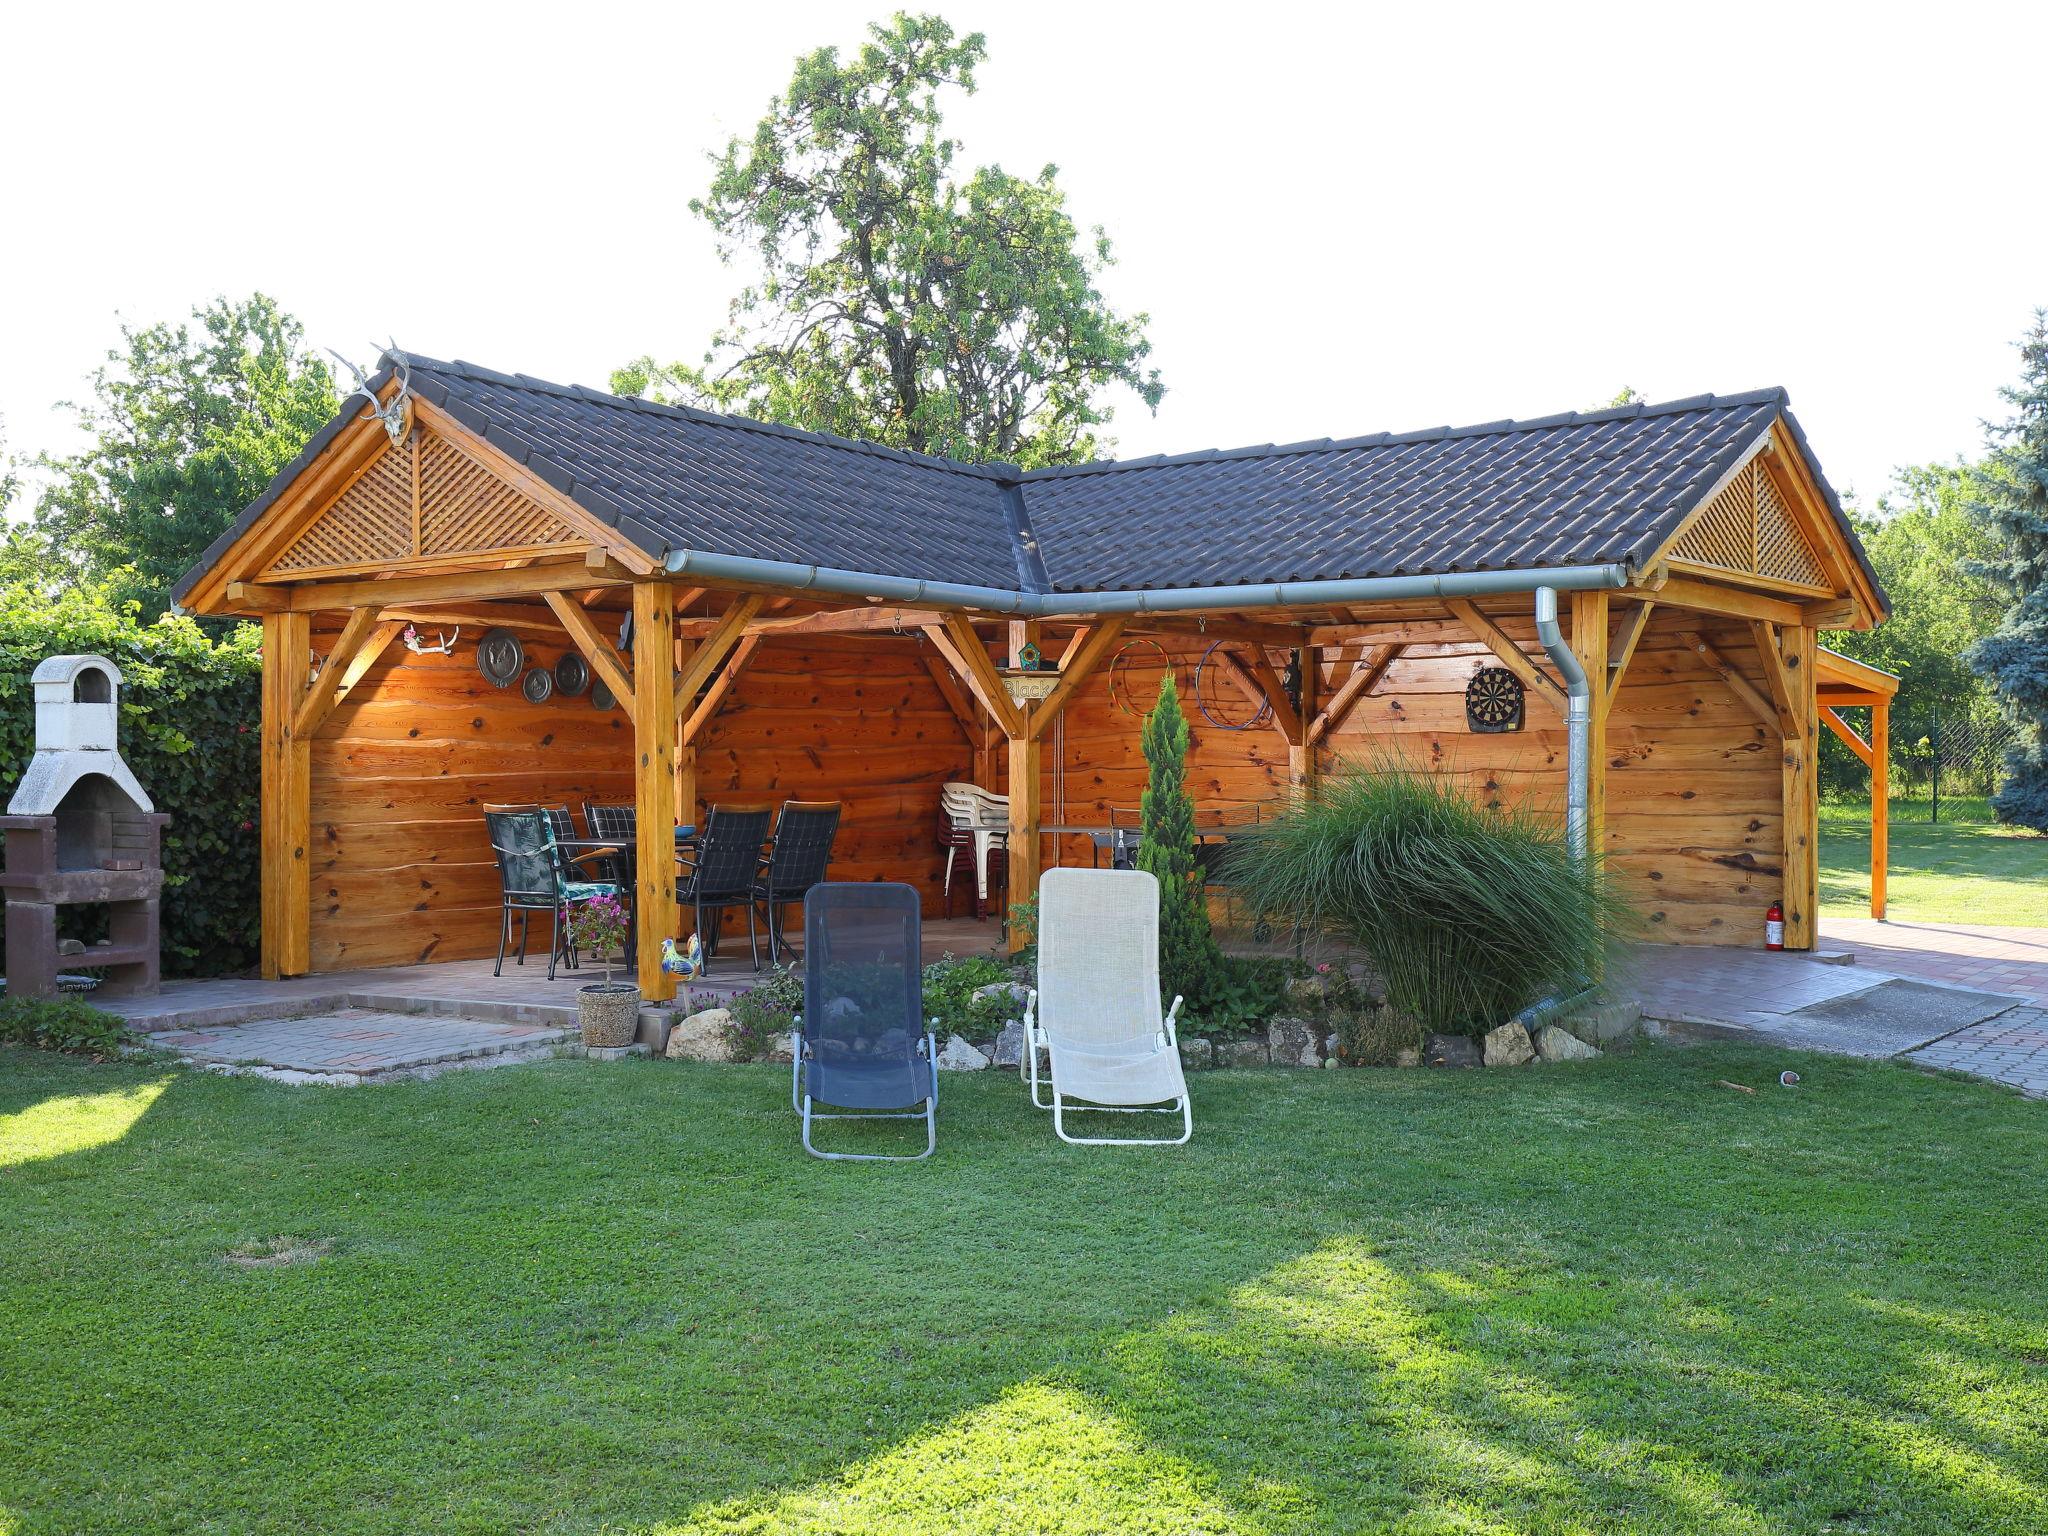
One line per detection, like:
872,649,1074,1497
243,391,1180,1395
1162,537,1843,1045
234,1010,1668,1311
4,1045,2047,1535
1821,797,2048,925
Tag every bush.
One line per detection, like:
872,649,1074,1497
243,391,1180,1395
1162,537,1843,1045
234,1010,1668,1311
921,952,1016,1037
1332,1003,1425,1067
1136,671,1227,1010
0,995,137,1057
720,964,803,1061
0,582,260,976
1222,760,1620,1036
1184,953,1292,1038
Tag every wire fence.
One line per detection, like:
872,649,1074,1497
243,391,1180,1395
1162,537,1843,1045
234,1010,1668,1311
1820,704,2025,820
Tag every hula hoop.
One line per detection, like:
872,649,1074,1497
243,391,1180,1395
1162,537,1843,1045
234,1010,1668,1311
1193,641,1273,730
1107,637,1172,717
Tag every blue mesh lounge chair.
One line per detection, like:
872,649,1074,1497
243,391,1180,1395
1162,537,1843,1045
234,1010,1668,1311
482,809,622,981
790,882,937,1162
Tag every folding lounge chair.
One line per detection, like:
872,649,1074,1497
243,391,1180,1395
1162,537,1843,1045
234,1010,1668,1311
1021,867,1192,1146
790,882,938,1162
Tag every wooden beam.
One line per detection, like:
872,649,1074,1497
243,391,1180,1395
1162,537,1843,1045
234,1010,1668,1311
934,613,1026,739
1290,645,1319,800
1056,625,1095,668
1308,643,1403,744
1444,599,1566,713
1871,699,1889,921
1746,621,1804,738
1571,590,1610,858
1605,600,1655,709
631,583,680,1002
260,613,312,979
1623,574,1804,627
1780,624,1820,950
1026,618,1128,741
292,606,385,739
672,593,765,707
921,651,986,751
683,634,761,744
278,559,637,611
1676,630,1779,733
329,620,405,713
1006,732,1041,953
1820,706,1873,766
545,590,635,711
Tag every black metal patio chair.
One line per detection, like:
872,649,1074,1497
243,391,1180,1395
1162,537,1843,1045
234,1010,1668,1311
676,801,774,969
790,881,936,1161
482,809,622,980
581,800,636,887
753,800,842,965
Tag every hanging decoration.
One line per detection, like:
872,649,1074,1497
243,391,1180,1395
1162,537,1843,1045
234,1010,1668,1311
402,623,459,656
476,628,525,688
1465,665,1525,733
1192,642,1272,730
1107,638,1172,717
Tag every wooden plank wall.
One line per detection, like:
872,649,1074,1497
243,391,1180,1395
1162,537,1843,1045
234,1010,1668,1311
303,608,1784,971
304,627,969,973
1007,615,1782,947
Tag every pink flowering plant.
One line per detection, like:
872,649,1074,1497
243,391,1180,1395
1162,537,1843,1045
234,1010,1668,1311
566,894,632,988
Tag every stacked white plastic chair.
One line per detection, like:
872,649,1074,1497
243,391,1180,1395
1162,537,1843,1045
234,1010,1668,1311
1021,867,1192,1146
940,782,1009,906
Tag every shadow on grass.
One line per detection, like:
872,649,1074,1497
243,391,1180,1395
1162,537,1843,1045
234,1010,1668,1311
4,1048,2047,1533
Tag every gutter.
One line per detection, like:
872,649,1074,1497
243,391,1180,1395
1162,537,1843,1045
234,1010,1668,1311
663,548,1630,618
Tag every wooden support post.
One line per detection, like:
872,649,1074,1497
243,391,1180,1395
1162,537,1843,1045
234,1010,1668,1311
1571,591,1610,856
1779,624,1820,950
1290,646,1319,801
260,613,312,979
674,632,698,833
1006,732,1040,953
632,583,679,1001
1871,698,1889,921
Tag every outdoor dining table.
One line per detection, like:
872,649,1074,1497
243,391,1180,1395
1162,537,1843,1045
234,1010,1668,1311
1036,822,1252,869
554,826,699,971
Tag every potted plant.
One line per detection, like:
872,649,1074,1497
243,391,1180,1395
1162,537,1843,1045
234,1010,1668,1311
565,894,639,1048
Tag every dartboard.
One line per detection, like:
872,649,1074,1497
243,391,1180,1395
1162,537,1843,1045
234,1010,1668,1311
1465,666,1524,733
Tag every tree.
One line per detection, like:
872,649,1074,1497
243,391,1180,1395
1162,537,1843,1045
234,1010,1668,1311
33,294,337,618
1967,311,2048,831
616,12,1162,467
1137,670,1223,1010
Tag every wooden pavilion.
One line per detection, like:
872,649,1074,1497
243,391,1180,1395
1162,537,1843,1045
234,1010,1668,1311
174,356,1893,1002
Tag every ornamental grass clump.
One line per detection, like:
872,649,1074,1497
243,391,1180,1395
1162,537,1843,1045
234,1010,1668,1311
1223,761,1620,1036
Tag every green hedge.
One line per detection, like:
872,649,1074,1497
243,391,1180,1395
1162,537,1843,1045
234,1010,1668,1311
0,585,261,977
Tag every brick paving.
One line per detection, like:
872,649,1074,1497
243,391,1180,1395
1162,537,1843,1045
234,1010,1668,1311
1905,1006,2048,1098
1822,918,2048,1008
155,1009,569,1076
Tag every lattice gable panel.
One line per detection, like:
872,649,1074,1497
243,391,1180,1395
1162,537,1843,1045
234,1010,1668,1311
1667,456,1830,591
263,424,590,577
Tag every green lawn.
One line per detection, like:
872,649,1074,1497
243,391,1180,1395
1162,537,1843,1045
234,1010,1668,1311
4,1047,2046,1535
1822,797,2048,926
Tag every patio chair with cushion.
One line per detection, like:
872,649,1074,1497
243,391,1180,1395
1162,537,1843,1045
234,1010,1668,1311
1020,867,1192,1146
790,882,937,1161
581,800,636,886
753,800,842,965
482,808,622,981
677,800,774,968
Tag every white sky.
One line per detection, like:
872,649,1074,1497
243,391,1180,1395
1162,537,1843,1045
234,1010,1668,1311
3,1,2042,508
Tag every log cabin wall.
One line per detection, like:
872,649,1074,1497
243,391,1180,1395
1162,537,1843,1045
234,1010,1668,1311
1005,611,1784,948
305,625,969,973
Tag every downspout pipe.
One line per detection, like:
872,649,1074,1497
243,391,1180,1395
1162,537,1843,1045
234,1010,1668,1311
1533,585,1591,861
663,548,1628,617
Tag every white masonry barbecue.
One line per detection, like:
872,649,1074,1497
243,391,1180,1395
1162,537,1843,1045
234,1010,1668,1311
1,655,167,997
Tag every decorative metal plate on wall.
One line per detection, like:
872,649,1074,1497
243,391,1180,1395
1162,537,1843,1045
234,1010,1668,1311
1465,665,1524,733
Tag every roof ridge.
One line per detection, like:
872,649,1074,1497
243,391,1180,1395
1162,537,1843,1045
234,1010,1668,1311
386,351,1020,484
1017,386,1793,481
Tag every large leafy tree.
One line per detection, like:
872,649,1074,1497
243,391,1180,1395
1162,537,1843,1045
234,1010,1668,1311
616,12,1162,467
34,294,337,618
1967,311,2048,831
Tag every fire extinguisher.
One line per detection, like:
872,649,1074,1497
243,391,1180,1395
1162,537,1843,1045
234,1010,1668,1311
1765,902,1785,951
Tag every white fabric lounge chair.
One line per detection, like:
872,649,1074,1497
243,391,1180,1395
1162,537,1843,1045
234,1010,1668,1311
1021,867,1191,1146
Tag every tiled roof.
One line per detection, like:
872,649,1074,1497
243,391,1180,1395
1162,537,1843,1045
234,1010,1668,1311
176,354,1880,610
